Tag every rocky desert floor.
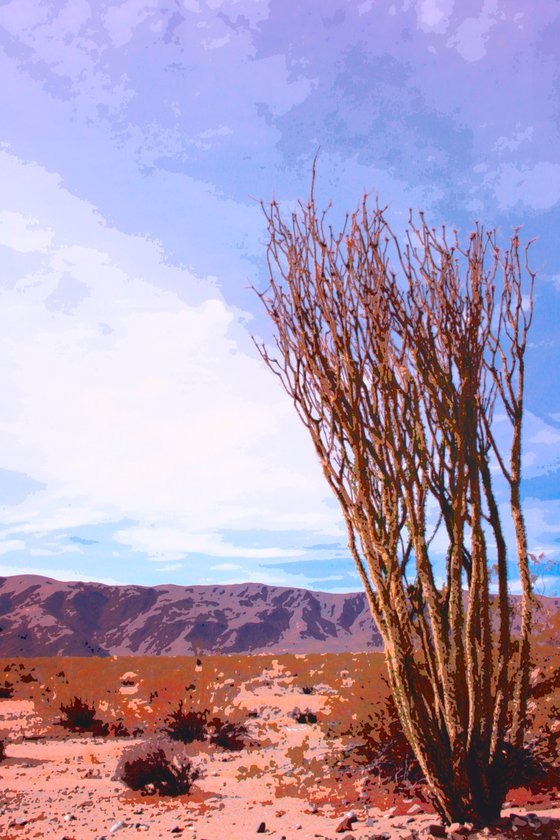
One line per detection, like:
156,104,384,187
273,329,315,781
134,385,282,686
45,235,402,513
0,653,559,840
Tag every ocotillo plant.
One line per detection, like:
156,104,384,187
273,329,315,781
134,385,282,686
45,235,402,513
254,181,535,827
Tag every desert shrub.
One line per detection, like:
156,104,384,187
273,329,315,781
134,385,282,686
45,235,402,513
301,685,315,695
0,682,13,699
20,672,37,684
332,693,422,791
208,718,249,751
115,737,200,796
59,696,109,736
291,706,317,724
512,719,560,793
108,718,142,738
163,699,208,743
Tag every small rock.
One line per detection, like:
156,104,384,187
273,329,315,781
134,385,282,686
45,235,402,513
449,822,470,835
336,813,357,833
170,829,183,834
141,783,156,796
256,823,266,834
407,803,422,815
491,816,511,828
109,821,126,835
427,824,447,838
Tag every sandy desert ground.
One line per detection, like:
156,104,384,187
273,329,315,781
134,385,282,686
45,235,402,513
0,652,559,840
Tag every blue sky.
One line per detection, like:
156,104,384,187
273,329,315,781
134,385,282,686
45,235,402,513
0,0,559,594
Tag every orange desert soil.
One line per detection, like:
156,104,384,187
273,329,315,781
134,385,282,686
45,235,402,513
0,653,559,839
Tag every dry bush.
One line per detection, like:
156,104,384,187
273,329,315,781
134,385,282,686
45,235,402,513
164,700,208,743
58,696,110,735
0,681,13,698
57,695,137,737
515,720,560,793
162,697,251,751
115,737,201,796
207,717,250,751
345,697,422,791
0,663,39,699
290,706,318,724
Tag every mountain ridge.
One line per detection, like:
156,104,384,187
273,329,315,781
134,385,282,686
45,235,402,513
0,574,382,656
1,574,558,658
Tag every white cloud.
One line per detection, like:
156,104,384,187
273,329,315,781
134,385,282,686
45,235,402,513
103,0,159,49
523,412,560,478
416,0,455,33
0,563,124,585
29,545,82,557
0,539,25,555
210,562,242,572
447,0,500,61
114,526,304,562
487,162,560,212
0,151,341,566
493,126,534,154
158,563,184,573
0,211,53,253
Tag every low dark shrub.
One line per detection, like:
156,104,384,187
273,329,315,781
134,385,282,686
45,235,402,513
291,706,317,724
513,724,560,792
301,685,315,695
0,739,5,761
59,696,109,736
335,694,422,790
164,700,208,743
109,718,143,738
115,737,200,796
0,682,13,699
208,718,249,751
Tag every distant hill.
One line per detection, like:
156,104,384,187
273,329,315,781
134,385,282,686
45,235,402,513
1,574,558,658
0,574,383,656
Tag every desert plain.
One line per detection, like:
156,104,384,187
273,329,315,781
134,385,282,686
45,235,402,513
0,650,559,840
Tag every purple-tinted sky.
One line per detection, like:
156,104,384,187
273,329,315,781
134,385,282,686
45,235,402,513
0,1,559,593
